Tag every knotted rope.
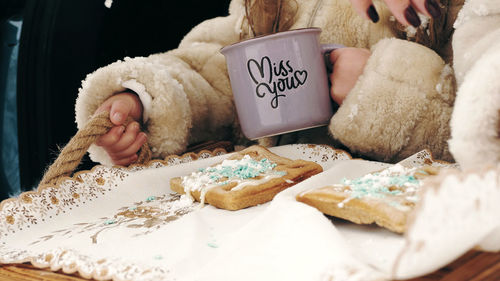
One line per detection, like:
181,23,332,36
39,111,151,187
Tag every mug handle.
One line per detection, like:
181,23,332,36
321,44,345,72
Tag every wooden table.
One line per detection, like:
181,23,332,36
0,250,498,281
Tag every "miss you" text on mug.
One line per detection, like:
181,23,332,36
246,56,308,109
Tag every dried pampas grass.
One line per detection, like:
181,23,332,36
243,0,298,37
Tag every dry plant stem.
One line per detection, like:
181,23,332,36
39,111,151,187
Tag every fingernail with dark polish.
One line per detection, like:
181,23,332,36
425,0,441,18
367,5,379,23
405,6,421,27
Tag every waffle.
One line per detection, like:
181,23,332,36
296,165,439,233
170,145,323,210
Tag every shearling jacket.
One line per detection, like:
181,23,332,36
75,0,464,165
448,0,500,170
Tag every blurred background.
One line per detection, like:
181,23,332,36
0,0,231,200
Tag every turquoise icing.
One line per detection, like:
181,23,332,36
388,175,418,186
146,196,156,202
104,219,116,225
335,165,424,211
207,242,219,248
341,173,418,199
199,157,282,185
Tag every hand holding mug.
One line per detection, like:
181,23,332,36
329,47,371,105
221,28,343,140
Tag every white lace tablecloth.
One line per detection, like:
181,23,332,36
0,144,498,281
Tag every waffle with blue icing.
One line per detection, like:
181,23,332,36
296,164,440,233
170,145,323,210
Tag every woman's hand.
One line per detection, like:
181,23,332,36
94,92,147,166
329,47,371,105
349,0,441,27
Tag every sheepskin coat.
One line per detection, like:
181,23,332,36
75,0,466,165
449,0,500,170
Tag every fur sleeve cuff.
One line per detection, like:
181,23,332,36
122,79,152,123
75,55,193,163
329,38,454,162
449,42,500,169
452,0,500,86
87,145,113,166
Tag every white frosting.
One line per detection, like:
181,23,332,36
332,164,426,211
181,155,287,204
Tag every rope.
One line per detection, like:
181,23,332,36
39,111,151,187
